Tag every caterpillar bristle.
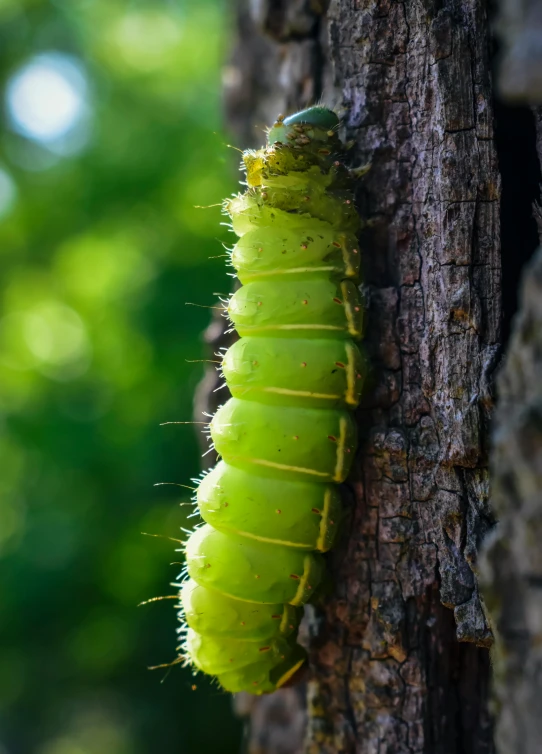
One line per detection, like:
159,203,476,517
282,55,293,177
139,595,178,607
154,482,197,491
185,302,226,311
141,532,184,544
159,422,209,426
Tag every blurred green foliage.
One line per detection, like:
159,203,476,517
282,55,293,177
0,1,243,752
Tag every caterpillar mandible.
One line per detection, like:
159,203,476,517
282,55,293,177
179,106,365,695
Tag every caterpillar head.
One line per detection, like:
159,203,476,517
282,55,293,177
268,106,339,147
283,106,339,129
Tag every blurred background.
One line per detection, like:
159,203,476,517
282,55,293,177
0,0,243,752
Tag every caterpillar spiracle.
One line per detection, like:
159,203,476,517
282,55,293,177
179,106,365,695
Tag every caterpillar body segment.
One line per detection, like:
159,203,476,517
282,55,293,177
231,226,360,283
182,579,302,639
186,629,299,676
216,643,308,695
197,462,343,551
186,524,325,605
228,194,360,238
222,337,366,409
228,277,364,339
180,106,364,694
210,398,357,483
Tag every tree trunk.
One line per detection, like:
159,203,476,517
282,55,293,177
213,1,502,751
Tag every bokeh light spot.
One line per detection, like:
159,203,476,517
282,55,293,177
23,303,91,378
0,303,91,380
6,52,89,152
112,11,183,72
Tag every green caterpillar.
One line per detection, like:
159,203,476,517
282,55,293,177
179,106,365,695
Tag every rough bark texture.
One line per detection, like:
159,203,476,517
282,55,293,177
206,1,502,751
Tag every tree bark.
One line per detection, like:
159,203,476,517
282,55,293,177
214,1,501,751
